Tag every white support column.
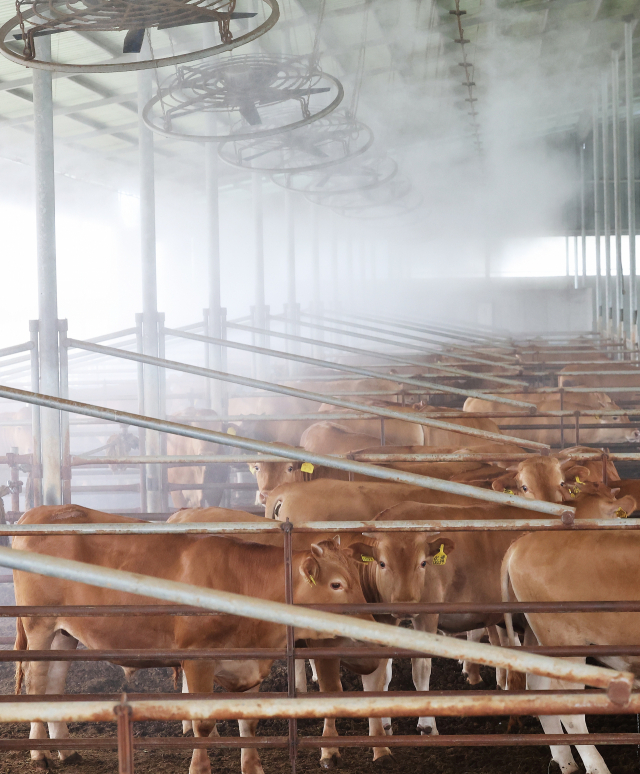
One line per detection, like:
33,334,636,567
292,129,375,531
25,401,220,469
580,142,587,288
593,93,603,331
331,211,340,314
573,235,579,290
602,72,613,337
252,172,268,374
625,20,638,348
138,42,162,512
205,141,224,411
33,36,61,506
612,50,625,342
284,188,299,349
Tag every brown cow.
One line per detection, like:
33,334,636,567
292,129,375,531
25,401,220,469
166,408,227,509
558,361,640,403
13,504,369,774
317,401,424,445
502,529,640,774
464,393,640,447
413,403,507,447
363,493,636,736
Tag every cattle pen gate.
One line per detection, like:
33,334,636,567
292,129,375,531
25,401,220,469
0,314,639,772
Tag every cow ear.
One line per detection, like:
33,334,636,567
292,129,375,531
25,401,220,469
310,542,325,558
492,474,518,493
299,554,320,585
332,535,341,547
603,494,637,518
427,537,455,556
563,465,591,482
346,542,379,563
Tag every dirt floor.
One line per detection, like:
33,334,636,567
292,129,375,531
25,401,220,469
1,652,639,774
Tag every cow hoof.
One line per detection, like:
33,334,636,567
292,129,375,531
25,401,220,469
61,753,83,766
373,754,394,768
320,754,343,769
418,725,433,735
33,760,53,771
382,723,392,732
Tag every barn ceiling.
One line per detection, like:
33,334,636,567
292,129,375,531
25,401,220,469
0,0,638,199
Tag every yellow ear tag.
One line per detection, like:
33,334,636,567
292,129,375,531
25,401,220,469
301,462,314,474
503,489,515,495
615,507,629,518
307,574,317,586
575,476,583,484
432,544,447,566
361,555,375,562
227,427,237,436
595,416,602,421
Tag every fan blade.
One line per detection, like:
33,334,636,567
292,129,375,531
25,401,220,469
123,28,145,54
238,101,262,126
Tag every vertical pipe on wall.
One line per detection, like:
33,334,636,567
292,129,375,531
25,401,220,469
284,189,299,356
580,142,587,288
138,39,162,513
331,211,340,314
33,35,61,506
625,20,638,348
252,172,267,374
602,71,613,337
612,51,625,342
593,93,603,332
29,321,42,507
574,235,579,290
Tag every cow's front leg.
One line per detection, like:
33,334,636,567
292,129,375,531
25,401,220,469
313,658,343,769
238,685,265,774
361,659,393,765
411,614,439,735
184,661,218,774
46,630,81,764
488,626,506,689
461,629,484,685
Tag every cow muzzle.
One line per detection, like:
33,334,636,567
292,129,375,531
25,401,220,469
258,490,270,505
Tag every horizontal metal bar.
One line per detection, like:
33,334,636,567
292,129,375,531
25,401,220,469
0,691,635,723
0,518,636,536
164,327,529,398
0,382,565,512
66,336,538,412
226,322,528,387
0,341,33,358
7,599,640,617
0,545,624,691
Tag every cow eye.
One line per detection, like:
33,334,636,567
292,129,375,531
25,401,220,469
330,582,342,590
521,485,528,492
560,481,565,487
379,561,386,568
288,466,294,472
420,560,427,568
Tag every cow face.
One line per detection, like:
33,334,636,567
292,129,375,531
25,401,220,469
491,456,588,503
248,461,302,506
347,536,455,613
295,538,370,620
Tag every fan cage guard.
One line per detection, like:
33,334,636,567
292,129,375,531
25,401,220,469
217,111,374,173
308,178,412,209
271,155,398,196
0,0,278,72
334,191,424,220
141,55,343,142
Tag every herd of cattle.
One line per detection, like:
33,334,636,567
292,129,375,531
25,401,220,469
8,342,640,774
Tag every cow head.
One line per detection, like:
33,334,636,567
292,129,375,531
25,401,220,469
570,484,637,519
491,456,590,503
248,460,304,506
294,538,370,625
346,535,454,614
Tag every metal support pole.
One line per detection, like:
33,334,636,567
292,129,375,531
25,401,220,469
205,135,224,412
574,235,579,290
310,204,323,358
252,172,268,375
58,320,70,505
625,20,638,348
284,189,299,358
33,35,61,506
115,697,134,774
282,520,298,774
138,42,162,512
565,235,570,276
580,142,587,289
612,50,625,342
602,71,613,337
29,320,42,507
593,94,603,331
135,313,147,513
